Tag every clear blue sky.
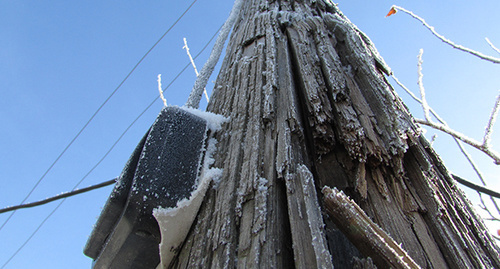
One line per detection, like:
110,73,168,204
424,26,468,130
1,0,499,268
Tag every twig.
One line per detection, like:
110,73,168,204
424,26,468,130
389,5,500,64
415,119,482,148
417,49,431,121
394,51,500,164
392,73,500,219
415,119,500,164
158,74,167,106
453,137,500,221
430,134,437,146
391,75,447,124
183,38,209,102
322,186,421,269
486,38,500,55
483,92,500,149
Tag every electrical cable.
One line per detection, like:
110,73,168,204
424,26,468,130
0,0,198,233
453,174,500,199
0,179,117,214
0,23,222,268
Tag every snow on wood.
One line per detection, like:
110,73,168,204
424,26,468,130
166,1,500,268
297,165,334,268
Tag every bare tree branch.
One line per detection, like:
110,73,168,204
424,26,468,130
430,134,437,146
158,74,167,106
483,92,500,149
415,119,500,164
183,38,209,103
417,49,431,121
486,38,500,55
453,138,500,217
389,5,500,64
391,75,447,124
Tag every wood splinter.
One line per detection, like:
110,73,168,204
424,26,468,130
322,186,421,269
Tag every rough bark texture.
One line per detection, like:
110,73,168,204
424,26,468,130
170,0,500,268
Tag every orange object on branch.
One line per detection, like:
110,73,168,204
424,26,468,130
386,6,397,17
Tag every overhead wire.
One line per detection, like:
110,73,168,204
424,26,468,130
0,179,117,214
0,22,223,269
0,0,198,233
453,174,500,199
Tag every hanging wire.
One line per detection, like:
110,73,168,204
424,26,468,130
0,0,199,233
0,179,117,214
0,22,222,268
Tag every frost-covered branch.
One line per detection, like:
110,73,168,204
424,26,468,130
387,5,500,64
486,38,500,55
415,119,481,147
158,74,167,106
429,134,437,146
392,75,447,124
483,92,500,149
393,71,500,167
397,50,500,164
186,0,244,108
388,6,500,229
415,119,500,164
417,49,431,121
453,138,500,212
183,38,209,103
392,71,500,224
322,186,421,269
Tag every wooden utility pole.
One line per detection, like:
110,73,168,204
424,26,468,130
170,1,500,268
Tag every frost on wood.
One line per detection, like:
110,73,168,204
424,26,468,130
322,186,421,269
296,165,334,268
169,1,500,268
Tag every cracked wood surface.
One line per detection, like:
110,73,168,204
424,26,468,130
166,0,500,268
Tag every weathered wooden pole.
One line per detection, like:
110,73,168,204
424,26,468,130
171,0,500,268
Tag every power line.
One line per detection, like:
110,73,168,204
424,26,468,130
453,174,500,199
1,198,64,269
0,23,222,268
0,179,116,214
0,0,198,233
